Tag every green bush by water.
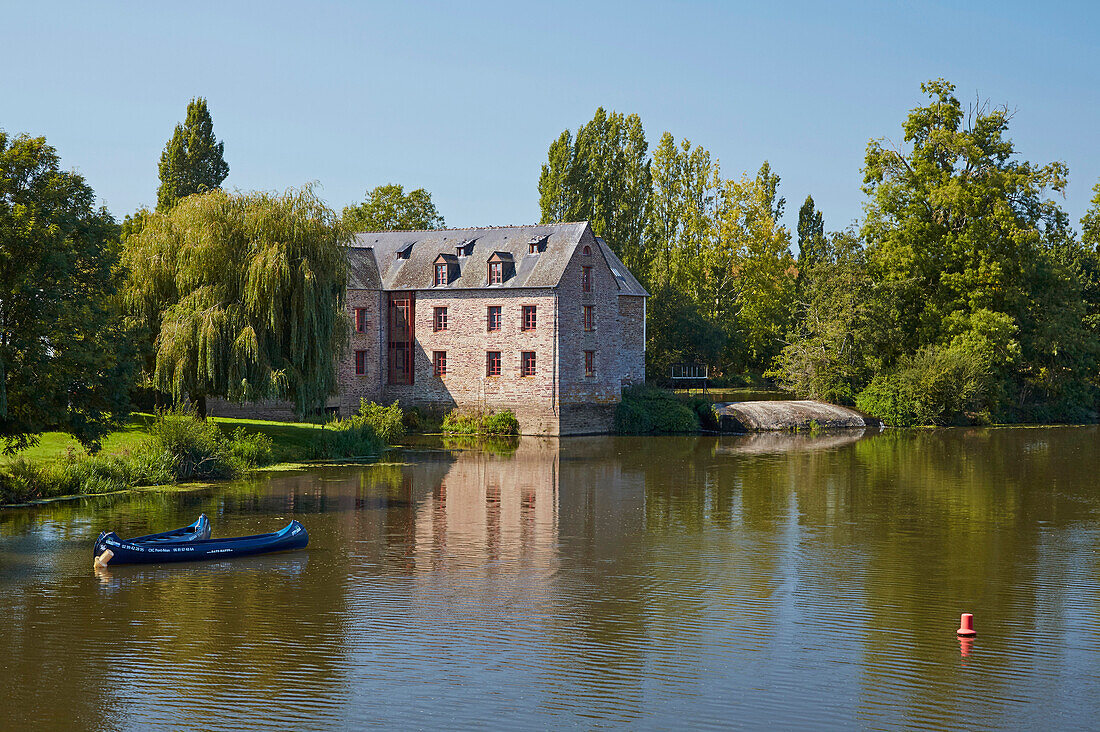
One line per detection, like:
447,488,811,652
311,400,405,459
614,385,700,434
441,409,520,436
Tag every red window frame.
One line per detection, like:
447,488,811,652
521,351,536,377
433,351,447,377
355,350,368,375
522,305,536,331
488,261,503,284
584,350,595,377
486,351,502,377
354,308,368,333
387,293,414,385
433,306,448,332
434,263,448,286
583,305,594,332
582,266,592,292
487,305,501,332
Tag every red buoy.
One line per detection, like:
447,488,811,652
957,613,976,637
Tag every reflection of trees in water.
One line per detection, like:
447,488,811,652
611,427,1100,728
3,428,1098,727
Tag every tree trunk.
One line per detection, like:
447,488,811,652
196,395,207,420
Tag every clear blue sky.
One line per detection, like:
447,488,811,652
3,1,1098,234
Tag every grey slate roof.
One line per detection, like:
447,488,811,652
595,237,649,297
347,246,381,289
347,222,648,296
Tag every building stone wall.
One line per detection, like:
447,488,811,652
382,288,562,435
338,288,385,414
617,295,646,388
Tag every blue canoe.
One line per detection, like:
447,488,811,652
93,514,211,560
94,520,308,565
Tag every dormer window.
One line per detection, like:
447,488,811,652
455,238,475,257
583,245,592,255
397,243,413,260
487,251,514,285
528,235,548,254
433,253,458,286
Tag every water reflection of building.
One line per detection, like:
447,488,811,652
413,440,559,571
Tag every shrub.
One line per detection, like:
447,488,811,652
146,409,244,479
0,409,279,503
614,385,699,434
685,396,719,431
441,409,520,436
355,400,406,443
403,406,442,433
855,344,990,426
225,427,275,468
311,400,403,459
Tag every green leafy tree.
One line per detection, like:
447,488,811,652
645,286,727,382
1083,181,1100,248
342,183,444,231
796,195,827,271
0,131,136,452
123,186,350,418
156,97,229,212
538,108,652,278
771,232,874,403
860,79,1096,420
712,164,796,370
646,133,717,292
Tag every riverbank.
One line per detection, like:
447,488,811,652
0,404,403,506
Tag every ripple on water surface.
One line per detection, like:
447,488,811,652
1,428,1100,729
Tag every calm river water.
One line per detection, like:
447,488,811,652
2,427,1099,730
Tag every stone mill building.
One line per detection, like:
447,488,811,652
215,222,649,434
338,221,648,435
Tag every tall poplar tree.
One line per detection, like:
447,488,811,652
538,108,652,278
156,97,229,212
796,195,826,270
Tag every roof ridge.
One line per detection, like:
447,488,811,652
354,221,589,234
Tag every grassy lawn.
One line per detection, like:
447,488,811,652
3,413,327,466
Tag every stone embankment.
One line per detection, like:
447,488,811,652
714,400,881,432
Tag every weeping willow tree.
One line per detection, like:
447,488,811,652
122,186,350,417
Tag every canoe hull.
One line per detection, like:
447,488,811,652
95,521,308,565
94,514,211,559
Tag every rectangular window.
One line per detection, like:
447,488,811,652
584,350,595,377
434,263,448,286
521,351,536,376
387,293,414,385
583,305,594,332
522,305,537,331
486,351,502,377
355,350,367,375
433,306,448,331
433,351,447,377
354,308,368,333
582,266,592,292
487,305,501,331
489,262,503,284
